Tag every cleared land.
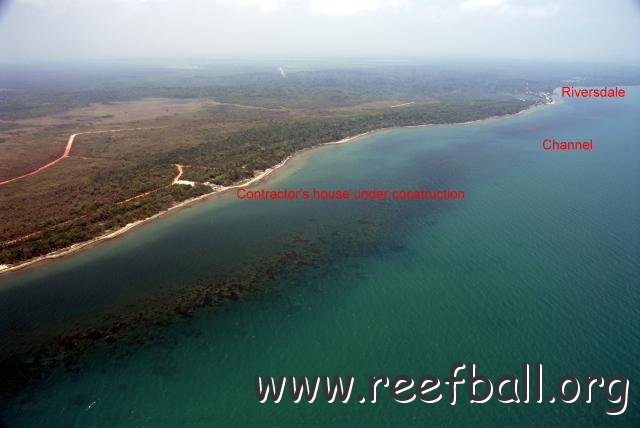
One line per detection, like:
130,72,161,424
10,98,221,127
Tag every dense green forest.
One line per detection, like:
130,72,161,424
173,97,533,184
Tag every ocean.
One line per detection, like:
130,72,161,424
1,89,638,426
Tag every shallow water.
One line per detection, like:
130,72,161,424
1,91,638,426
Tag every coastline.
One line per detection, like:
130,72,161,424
0,95,556,277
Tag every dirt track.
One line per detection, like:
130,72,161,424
0,127,163,186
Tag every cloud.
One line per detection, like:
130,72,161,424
16,0,171,8
15,0,50,5
214,0,291,13
214,0,410,15
9,0,561,18
459,0,508,13
20,0,410,16
459,0,559,17
309,0,409,16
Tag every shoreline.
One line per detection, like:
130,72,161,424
0,96,556,277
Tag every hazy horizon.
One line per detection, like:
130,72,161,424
1,0,639,64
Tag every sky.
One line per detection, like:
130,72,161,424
0,0,639,63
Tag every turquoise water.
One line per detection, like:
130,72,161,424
1,90,639,426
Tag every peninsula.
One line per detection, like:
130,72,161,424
0,62,633,271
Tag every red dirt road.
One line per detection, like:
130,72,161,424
0,127,164,187
172,164,184,184
0,133,77,186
